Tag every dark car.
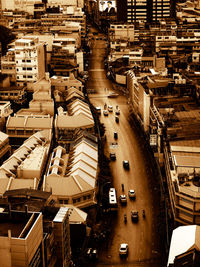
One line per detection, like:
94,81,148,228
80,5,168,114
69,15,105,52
86,248,98,260
110,152,116,161
131,211,139,222
115,116,119,123
114,132,118,140
123,160,130,170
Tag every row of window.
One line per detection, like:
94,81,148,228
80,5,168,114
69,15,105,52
0,92,22,96
58,194,92,205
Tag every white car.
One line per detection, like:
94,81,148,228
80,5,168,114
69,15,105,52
103,110,108,116
108,105,113,112
96,107,101,115
119,243,128,256
120,194,127,204
115,109,120,115
128,189,136,199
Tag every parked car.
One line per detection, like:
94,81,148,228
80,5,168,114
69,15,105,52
120,194,127,204
103,110,108,116
119,243,128,256
123,160,130,170
131,211,139,222
110,152,116,161
128,189,136,199
114,132,118,139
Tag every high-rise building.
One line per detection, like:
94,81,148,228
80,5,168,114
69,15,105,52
14,37,46,89
116,0,175,24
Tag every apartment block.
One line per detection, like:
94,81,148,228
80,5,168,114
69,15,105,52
53,207,71,267
15,37,46,90
0,209,44,267
50,37,79,77
116,0,175,24
109,24,135,43
167,225,200,266
127,71,151,133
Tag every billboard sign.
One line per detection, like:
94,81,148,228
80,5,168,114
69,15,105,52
99,0,116,13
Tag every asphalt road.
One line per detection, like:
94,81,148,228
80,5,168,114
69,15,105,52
86,30,166,267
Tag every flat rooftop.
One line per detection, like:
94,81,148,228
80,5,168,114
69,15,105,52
154,96,200,141
0,211,39,238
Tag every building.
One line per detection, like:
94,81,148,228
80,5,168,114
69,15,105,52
0,130,52,196
0,131,11,164
53,207,72,267
50,37,79,77
14,37,46,90
6,113,53,142
43,133,98,208
167,225,200,266
116,0,175,24
0,101,13,131
55,106,94,144
1,50,16,83
0,209,44,267
29,75,54,116
0,198,73,266
109,23,135,43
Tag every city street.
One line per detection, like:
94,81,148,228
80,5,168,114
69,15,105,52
86,29,166,266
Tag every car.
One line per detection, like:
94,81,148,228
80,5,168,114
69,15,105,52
115,109,120,115
120,194,127,204
119,243,128,256
96,106,101,115
108,92,119,98
123,160,130,170
114,132,118,140
86,248,98,260
128,189,136,199
110,152,116,161
131,211,139,222
115,116,119,123
107,105,113,112
103,110,108,116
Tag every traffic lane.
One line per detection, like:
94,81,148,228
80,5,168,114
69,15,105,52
89,40,163,265
93,99,153,261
